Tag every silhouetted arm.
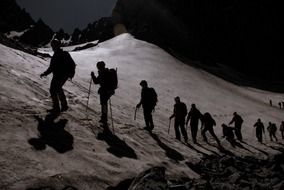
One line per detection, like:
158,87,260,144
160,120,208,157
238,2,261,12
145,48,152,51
136,91,143,108
186,112,191,125
229,117,235,125
136,101,142,108
91,71,102,84
43,66,53,76
41,60,54,77
169,106,176,119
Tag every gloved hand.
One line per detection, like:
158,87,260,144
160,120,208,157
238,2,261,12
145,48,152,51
136,103,141,109
91,71,95,78
40,73,46,78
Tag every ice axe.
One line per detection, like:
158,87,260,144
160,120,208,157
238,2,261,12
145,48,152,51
109,99,114,134
168,119,172,134
134,107,138,120
85,77,92,120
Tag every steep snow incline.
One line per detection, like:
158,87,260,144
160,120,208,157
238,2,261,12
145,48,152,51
0,34,283,189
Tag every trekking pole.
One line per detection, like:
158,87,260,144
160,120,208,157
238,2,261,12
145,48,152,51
86,77,92,120
134,107,138,120
168,119,171,134
109,99,114,134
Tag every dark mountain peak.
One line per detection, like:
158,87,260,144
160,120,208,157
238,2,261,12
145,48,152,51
112,0,282,82
19,18,54,47
0,0,54,47
70,17,114,45
0,0,34,33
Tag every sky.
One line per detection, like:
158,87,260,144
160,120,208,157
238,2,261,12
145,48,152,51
16,0,117,33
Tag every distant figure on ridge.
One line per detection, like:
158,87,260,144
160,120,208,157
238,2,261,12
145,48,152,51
229,112,244,142
169,97,188,142
280,121,284,139
253,118,265,143
136,80,157,132
201,112,221,146
91,61,117,126
40,39,76,114
269,100,272,106
279,102,282,109
186,104,202,144
267,122,278,141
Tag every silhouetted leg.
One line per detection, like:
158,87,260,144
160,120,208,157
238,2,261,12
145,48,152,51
282,131,284,139
49,79,60,113
101,104,108,124
179,119,188,142
227,138,235,147
201,128,208,142
58,88,68,110
143,108,152,129
273,133,278,141
208,127,220,145
143,107,154,130
191,125,198,143
100,94,109,125
257,131,263,143
256,133,260,142
148,112,154,130
235,128,242,141
269,133,273,141
58,77,68,111
256,130,261,142
174,120,181,141
222,127,226,138
143,109,149,128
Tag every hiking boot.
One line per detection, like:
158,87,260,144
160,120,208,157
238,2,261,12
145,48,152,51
143,126,150,130
61,105,69,112
102,122,109,128
99,119,107,124
143,126,153,132
47,108,60,114
99,118,108,126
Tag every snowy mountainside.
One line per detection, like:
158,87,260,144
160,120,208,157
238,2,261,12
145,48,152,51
0,34,283,189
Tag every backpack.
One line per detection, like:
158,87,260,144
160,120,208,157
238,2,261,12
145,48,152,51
181,103,187,117
64,51,76,79
107,68,118,93
148,88,158,108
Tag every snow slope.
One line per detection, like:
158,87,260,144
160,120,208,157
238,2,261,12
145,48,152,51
0,33,283,189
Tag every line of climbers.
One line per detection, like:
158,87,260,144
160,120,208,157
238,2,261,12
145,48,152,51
270,99,284,109
40,39,284,146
